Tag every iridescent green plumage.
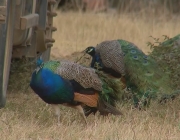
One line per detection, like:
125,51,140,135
95,70,124,105
118,39,178,107
41,60,60,72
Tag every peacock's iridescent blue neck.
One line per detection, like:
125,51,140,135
30,68,74,104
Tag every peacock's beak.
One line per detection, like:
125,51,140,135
75,51,86,63
81,49,87,53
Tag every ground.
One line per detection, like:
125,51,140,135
1,11,180,140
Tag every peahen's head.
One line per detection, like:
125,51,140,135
84,46,96,56
36,58,43,67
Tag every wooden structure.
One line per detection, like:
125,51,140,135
0,0,57,108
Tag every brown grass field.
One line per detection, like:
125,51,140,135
1,10,180,140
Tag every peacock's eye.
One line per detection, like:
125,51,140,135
130,50,136,54
128,45,133,49
143,55,148,59
145,71,153,76
133,55,138,60
143,60,149,65
88,48,93,53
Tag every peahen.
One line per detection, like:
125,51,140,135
30,58,122,124
84,39,179,108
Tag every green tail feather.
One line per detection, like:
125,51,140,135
149,34,180,103
150,34,180,90
160,34,180,47
95,70,125,105
118,39,178,107
82,70,124,116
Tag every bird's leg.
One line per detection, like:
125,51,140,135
52,104,60,126
74,105,87,124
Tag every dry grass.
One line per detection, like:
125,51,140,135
52,11,180,57
1,92,180,140
1,11,180,139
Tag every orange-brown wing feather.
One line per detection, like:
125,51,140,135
74,92,99,107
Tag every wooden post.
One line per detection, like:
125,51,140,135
0,0,16,108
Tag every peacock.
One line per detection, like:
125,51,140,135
30,58,123,125
83,39,179,108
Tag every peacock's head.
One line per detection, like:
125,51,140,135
36,58,43,67
84,46,95,56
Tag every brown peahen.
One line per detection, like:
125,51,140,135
84,39,180,108
30,58,123,125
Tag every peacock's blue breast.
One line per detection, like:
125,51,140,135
30,68,74,104
91,53,103,68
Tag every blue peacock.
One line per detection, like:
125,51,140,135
84,39,179,108
30,58,123,124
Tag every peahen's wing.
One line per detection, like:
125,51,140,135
95,40,126,76
56,60,102,91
